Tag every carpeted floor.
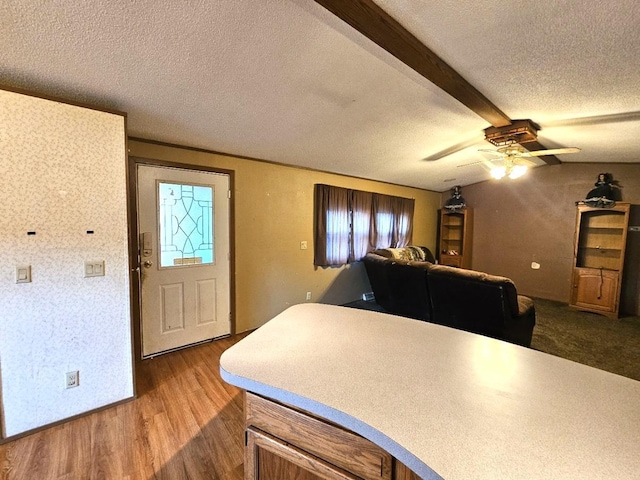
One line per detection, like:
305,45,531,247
345,298,640,382
530,298,640,381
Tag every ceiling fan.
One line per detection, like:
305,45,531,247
470,142,581,179
470,119,581,178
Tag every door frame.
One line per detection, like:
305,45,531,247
128,156,236,362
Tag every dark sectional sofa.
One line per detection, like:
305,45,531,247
362,247,536,347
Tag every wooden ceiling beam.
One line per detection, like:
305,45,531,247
313,0,512,127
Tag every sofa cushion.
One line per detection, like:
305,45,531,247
426,264,535,346
363,252,434,321
427,265,520,315
517,295,535,316
362,253,394,312
385,259,432,321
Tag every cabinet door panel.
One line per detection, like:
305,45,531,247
258,448,324,480
393,462,422,480
572,269,618,312
246,428,360,480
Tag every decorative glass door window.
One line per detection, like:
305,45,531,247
158,182,214,267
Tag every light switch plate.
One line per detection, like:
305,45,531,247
84,260,105,278
16,265,31,284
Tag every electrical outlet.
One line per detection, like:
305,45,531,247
66,371,79,389
306,291,312,301
362,292,375,301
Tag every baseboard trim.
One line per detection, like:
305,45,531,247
0,395,135,445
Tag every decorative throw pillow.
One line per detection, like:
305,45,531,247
376,246,426,261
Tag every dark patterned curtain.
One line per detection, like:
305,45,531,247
314,184,349,266
393,196,415,247
371,193,394,249
370,194,415,249
349,189,373,262
314,184,414,267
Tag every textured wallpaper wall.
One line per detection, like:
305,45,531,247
0,89,134,438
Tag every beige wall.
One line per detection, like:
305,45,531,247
446,163,640,315
129,140,441,332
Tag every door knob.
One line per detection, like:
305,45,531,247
143,260,153,268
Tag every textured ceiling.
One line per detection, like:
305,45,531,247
2,0,639,191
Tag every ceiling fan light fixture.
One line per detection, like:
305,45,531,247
490,163,528,180
491,166,507,179
509,164,528,179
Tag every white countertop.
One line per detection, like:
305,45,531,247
219,303,640,480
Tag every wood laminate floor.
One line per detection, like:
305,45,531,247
0,334,248,480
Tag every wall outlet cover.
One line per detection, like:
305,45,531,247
16,265,32,284
84,260,105,278
66,371,79,389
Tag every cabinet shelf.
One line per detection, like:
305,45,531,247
582,227,625,232
581,213,627,229
578,247,622,254
441,217,464,227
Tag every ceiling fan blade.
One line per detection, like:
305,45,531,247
478,148,505,156
423,135,484,161
515,158,537,167
457,158,501,168
457,161,482,168
523,147,581,157
544,111,640,128
521,141,561,165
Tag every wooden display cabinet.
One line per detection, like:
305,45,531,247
244,392,420,480
570,202,630,318
437,208,473,268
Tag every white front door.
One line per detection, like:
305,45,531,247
137,164,231,357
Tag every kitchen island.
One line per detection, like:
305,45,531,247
220,303,640,479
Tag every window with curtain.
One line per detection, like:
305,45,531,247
314,184,415,267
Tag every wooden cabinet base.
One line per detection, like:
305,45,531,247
244,392,420,480
438,253,463,268
570,267,619,318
